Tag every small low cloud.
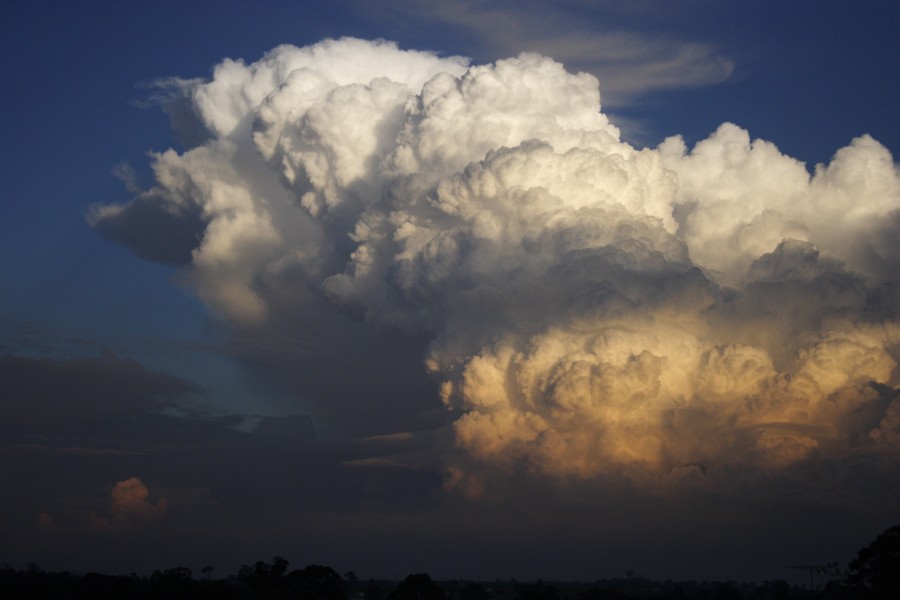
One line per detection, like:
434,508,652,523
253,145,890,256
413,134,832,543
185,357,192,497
36,512,54,531
88,477,168,533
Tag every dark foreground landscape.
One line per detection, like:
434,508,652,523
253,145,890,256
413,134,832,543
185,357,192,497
2,526,898,600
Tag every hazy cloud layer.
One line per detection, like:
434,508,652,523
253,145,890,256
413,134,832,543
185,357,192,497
0,346,445,573
0,351,204,437
91,38,899,496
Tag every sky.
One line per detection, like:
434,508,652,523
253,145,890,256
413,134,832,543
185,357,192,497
1,0,899,585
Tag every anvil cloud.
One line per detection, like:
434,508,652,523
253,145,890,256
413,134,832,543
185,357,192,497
91,38,900,492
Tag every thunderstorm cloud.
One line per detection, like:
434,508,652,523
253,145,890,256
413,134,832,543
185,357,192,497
91,38,900,494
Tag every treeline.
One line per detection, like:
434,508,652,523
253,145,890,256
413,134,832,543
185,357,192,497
0,564,880,600
1,525,897,600
0,564,791,600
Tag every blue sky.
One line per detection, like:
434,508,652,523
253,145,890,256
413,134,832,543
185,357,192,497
1,0,898,584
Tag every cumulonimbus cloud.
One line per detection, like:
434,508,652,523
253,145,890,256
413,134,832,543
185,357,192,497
90,38,899,491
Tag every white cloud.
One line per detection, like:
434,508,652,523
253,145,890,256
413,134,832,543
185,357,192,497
92,37,899,493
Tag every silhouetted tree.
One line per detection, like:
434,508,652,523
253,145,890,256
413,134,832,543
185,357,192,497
240,556,290,599
147,566,197,600
288,564,346,600
389,573,446,600
366,579,387,600
666,585,685,600
580,586,629,600
272,556,290,579
151,566,193,581
753,580,790,600
517,580,559,600
459,582,490,600
848,525,900,599
711,582,740,600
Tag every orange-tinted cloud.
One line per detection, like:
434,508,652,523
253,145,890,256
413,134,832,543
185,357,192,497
88,477,168,532
36,512,55,530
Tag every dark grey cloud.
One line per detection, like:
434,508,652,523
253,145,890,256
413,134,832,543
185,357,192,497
0,347,450,574
0,352,203,437
88,190,206,265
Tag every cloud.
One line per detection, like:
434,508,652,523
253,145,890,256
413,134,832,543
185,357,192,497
88,477,168,532
0,351,204,439
0,340,451,573
371,0,734,106
36,512,54,530
0,341,437,522
91,38,899,497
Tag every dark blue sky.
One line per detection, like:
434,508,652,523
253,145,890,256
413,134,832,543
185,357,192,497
1,0,898,584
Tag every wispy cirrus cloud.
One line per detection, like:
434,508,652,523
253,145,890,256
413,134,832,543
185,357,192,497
373,0,734,106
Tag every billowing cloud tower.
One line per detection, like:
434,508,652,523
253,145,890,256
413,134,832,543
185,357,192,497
91,38,900,493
